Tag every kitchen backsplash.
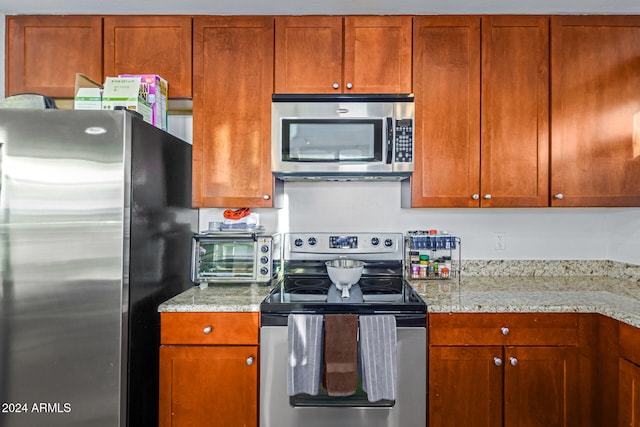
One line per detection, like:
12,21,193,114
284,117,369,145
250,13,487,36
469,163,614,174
200,181,640,266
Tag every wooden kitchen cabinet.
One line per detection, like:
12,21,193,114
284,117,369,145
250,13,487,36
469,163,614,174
5,15,103,97
550,16,640,207
619,359,640,427
7,15,193,99
407,15,480,208
192,16,279,208
619,322,640,427
103,16,193,98
274,15,412,94
159,312,259,427
407,15,549,207
429,313,584,427
479,16,549,207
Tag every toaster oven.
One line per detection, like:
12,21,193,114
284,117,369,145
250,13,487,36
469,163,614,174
191,233,281,284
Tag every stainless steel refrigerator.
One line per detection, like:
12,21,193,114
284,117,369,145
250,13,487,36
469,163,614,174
0,109,198,426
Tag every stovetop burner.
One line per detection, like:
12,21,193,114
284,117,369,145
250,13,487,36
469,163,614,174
289,277,330,294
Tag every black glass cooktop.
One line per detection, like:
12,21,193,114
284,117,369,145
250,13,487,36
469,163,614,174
260,274,427,326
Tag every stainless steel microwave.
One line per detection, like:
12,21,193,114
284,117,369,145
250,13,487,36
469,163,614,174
191,233,281,284
271,94,414,181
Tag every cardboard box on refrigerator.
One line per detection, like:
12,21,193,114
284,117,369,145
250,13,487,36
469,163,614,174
74,73,102,110
101,76,153,125
118,74,168,131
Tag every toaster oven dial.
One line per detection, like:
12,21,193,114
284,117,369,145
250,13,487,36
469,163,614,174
307,237,317,246
260,244,270,253
384,238,394,247
260,267,269,276
260,256,269,264
371,237,380,246
294,238,304,247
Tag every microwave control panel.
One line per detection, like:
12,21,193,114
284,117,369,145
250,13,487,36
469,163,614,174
394,119,413,163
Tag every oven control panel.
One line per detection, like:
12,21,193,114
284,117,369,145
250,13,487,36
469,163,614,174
285,232,403,260
329,235,358,249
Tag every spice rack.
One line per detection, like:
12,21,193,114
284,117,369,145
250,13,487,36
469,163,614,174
404,231,461,280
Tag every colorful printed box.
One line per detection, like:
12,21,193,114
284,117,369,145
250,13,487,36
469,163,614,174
119,74,168,131
101,76,153,125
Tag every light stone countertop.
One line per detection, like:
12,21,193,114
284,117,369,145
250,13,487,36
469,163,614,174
158,283,272,313
412,275,640,328
159,261,640,328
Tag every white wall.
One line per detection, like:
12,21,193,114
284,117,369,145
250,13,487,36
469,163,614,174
2,0,640,15
199,181,640,265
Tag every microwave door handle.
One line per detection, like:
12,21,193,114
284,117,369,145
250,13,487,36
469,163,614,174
386,117,393,164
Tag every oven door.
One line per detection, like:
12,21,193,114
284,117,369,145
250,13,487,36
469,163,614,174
191,237,257,282
259,325,426,427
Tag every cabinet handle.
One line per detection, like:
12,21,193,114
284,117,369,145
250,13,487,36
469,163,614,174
509,357,518,366
501,327,510,336
554,193,564,200
346,82,353,89
332,82,340,89
246,356,254,366
203,325,213,335
484,194,492,200
493,357,503,367
472,194,480,200
263,194,270,200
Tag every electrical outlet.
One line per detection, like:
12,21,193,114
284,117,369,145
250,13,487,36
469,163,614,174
494,232,506,250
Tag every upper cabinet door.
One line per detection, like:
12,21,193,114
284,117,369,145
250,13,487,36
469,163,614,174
274,15,412,94
551,16,640,207
103,16,193,98
409,16,481,207
480,16,549,207
274,16,343,94
6,15,103,98
192,16,276,208
344,16,413,94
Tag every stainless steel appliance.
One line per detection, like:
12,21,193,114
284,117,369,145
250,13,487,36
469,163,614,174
271,94,414,181
260,232,427,427
191,232,280,283
0,109,197,427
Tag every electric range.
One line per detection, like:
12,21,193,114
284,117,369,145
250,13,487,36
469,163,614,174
259,232,427,427
260,232,427,326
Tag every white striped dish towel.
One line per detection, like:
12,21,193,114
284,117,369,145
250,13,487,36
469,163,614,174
359,315,397,402
287,314,323,396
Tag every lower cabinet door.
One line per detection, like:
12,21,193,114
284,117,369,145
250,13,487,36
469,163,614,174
429,346,503,427
619,358,640,427
159,345,258,427
503,346,579,427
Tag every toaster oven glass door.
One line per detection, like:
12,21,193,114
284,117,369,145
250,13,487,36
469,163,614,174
197,239,256,280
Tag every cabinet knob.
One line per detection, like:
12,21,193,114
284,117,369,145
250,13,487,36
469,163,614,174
346,82,353,89
501,327,510,336
263,194,270,200
493,357,503,367
246,356,254,366
332,82,340,89
509,357,518,366
203,325,213,335
484,194,492,200
554,193,564,200
472,194,480,200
